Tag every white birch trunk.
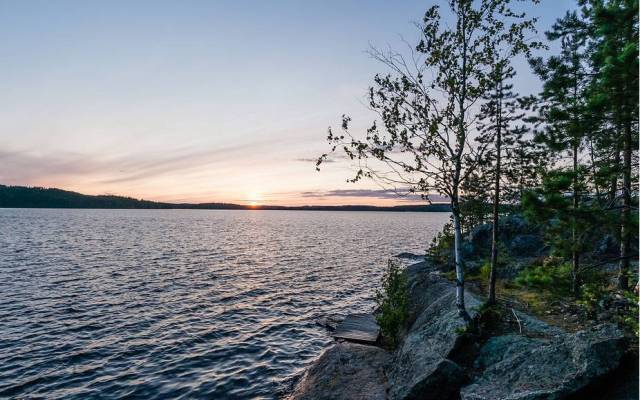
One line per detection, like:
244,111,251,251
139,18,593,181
452,209,467,319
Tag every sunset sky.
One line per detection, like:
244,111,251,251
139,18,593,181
0,0,575,206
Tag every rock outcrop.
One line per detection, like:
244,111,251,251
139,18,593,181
465,214,544,259
461,324,625,400
289,260,629,400
394,252,425,260
288,342,390,400
387,270,481,400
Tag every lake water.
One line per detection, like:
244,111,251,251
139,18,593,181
0,209,449,399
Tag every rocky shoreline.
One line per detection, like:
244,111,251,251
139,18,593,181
287,260,637,400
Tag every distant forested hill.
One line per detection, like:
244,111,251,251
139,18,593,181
0,185,234,209
0,185,123,208
0,185,450,212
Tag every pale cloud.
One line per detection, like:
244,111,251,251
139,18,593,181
0,150,105,184
298,188,448,203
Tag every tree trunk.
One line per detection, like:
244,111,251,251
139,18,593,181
610,136,622,258
609,137,621,206
587,138,601,204
452,0,469,321
488,80,503,305
572,139,580,296
452,204,469,320
618,119,631,290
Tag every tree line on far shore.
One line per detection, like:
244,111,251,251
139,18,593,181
317,0,638,319
0,185,451,212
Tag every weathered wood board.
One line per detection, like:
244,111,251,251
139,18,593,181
333,313,380,343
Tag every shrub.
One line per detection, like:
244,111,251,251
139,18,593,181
375,260,409,347
577,282,607,317
515,256,572,294
465,260,491,282
619,290,639,337
427,222,454,265
494,240,513,265
475,302,505,333
479,261,491,282
579,286,639,338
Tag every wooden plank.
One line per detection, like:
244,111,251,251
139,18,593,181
333,313,380,343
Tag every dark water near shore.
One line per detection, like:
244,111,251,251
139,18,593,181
0,209,449,399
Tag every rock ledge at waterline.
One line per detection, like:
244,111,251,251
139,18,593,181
287,261,629,400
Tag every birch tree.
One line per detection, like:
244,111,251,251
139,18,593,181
318,0,540,319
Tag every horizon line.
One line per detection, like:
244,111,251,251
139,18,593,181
0,183,451,209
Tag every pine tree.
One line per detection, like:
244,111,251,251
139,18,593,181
459,170,493,236
477,64,526,304
502,123,548,204
585,0,638,289
529,11,591,295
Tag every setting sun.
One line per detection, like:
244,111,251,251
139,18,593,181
247,192,263,207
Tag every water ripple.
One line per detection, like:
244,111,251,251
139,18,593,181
0,209,448,399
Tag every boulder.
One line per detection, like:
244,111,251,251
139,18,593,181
288,342,390,400
466,224,492,258
463,214,544,259
508,234,545,257
499,214,533,237
595,234,619,257
473,334,544,370
387,273,481,400
514,311,565,337
461,324,625,400
405,259,434,281
462,241,477,259
405,263,453,319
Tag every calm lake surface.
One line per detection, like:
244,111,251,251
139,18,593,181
0,209,449,399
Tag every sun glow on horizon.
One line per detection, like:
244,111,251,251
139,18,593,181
247,192,263,207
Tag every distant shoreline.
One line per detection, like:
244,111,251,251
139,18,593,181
0,185,451,212
0,206,451,212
